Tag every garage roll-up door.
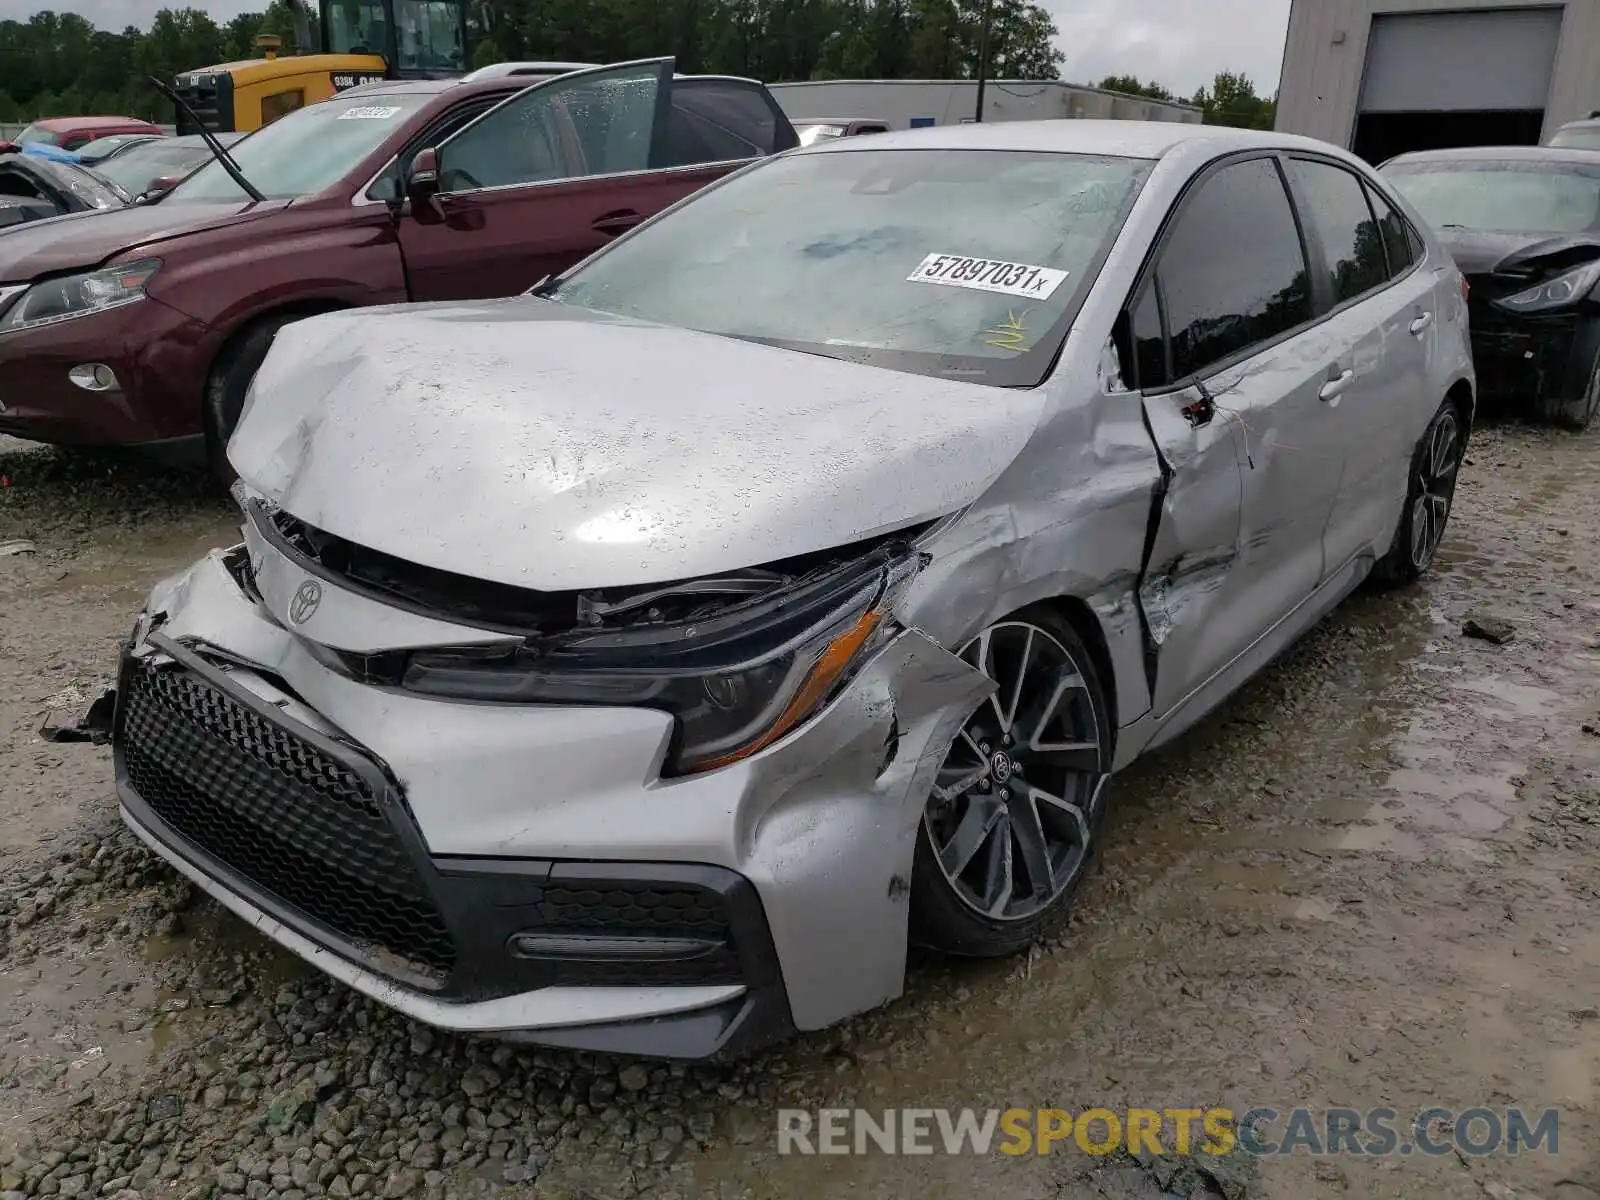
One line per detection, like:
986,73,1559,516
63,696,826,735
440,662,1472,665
1360,7,1562,112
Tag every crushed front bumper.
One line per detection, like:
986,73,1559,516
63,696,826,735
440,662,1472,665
113,545,990,1058
1466,295,1599,411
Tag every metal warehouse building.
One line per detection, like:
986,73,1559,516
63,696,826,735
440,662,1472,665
770,79,1202,130
1275,0,1600,162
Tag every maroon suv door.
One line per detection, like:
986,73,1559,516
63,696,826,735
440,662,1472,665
397,60,663,299
396,61,784,300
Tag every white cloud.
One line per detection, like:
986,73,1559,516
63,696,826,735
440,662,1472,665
0,0,260,27
1043,0,1292,100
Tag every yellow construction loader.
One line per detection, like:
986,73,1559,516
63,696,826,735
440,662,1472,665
172,0,469,134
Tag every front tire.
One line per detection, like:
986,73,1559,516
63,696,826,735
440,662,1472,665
910,605,1114,957
1372,397,1465,587
202,313,303,483
1536,352,1600,431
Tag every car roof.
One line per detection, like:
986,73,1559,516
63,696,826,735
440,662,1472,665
344,66,764,101
793,118,1337,160
1385,144,1600,165
32,116,156,131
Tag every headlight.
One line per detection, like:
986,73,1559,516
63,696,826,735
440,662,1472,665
1495,259,1600,313
0,259,160,333
400,549,922,776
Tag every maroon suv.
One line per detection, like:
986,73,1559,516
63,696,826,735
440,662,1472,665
0,58,796,469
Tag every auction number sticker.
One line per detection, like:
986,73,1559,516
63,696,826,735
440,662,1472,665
337,106,402,120
907,253,1067,299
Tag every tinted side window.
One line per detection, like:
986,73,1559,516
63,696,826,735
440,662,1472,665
438,62,665,191
1289,158,1388,304
1405,220,1426,264
370,98,499,201
1158,157,1311,381
1130,285,1166,389
1364,182,1414,278
662,80,779,166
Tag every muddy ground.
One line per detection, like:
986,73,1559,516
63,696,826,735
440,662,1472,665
0,421,1597,1200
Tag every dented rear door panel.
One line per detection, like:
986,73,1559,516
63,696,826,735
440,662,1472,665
1138,329,1345,721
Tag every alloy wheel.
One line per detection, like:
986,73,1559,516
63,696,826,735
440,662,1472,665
1409,409,1461,571
923,620,1107,922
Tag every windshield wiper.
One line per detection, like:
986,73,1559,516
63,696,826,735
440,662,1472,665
146,76,267,204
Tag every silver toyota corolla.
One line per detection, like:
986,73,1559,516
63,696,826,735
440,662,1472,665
114,120,1474,1059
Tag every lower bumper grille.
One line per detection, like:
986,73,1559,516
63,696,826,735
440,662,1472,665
119,656,456,977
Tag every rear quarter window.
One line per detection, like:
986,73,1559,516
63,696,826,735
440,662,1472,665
662,80,786,166
1288,157,1389,305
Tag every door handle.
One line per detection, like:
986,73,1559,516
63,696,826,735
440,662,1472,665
591,211,642,236
1409,311,1434,336
1319,369,1355,403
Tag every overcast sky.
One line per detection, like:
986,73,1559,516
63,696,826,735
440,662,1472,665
1045,0,1291,98
2,0,1293,98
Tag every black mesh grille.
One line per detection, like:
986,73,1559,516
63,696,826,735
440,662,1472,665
120,659,456,977
538,881,740,986
543,883,729,935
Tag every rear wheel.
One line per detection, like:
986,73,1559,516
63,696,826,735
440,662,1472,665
1372,398,1465,587
910,606,1113,957
1535,352,1600,431
202,313,303,483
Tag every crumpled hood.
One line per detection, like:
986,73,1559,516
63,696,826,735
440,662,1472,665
1437,228,1600,276
0,199,288,282
232,300,1050,591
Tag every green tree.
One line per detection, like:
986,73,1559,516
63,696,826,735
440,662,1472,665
1192,70,1274,129
1098,73,1172,101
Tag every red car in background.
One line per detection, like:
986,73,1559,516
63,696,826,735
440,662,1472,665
2,116,166,155
0,59,797,475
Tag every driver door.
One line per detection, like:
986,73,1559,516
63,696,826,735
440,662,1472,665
396,59,675,301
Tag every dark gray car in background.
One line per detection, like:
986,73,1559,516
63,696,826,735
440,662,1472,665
1385,145,1600,429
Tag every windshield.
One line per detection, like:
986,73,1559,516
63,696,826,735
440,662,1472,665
1548,127,1600,150
551,148,1153,386
33,160,128,208
396,0,464,71
16,125,58,147
75,136,143,162
1384,159,1600,234
327,0,388,54
100,138,238,195
167,94,429,202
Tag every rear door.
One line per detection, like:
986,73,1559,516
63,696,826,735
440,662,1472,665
397,60,762,301
1129,154,1347,717
1283,155,1433,576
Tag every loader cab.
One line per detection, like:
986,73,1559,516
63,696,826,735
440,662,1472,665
324,0,470,78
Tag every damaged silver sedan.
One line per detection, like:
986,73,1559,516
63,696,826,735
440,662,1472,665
113,121,1475,1059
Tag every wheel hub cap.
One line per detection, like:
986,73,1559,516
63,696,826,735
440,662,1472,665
924,620,1107,923
990,752,1016,784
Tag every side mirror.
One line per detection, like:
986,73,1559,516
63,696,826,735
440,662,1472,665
406,146,442,217
144,174,181,198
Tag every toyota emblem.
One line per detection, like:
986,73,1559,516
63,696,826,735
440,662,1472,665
289,579,323,625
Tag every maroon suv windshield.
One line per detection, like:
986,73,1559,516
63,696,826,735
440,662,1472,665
169,92,433,202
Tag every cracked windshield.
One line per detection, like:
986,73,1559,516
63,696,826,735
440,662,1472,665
553,149,1152,383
